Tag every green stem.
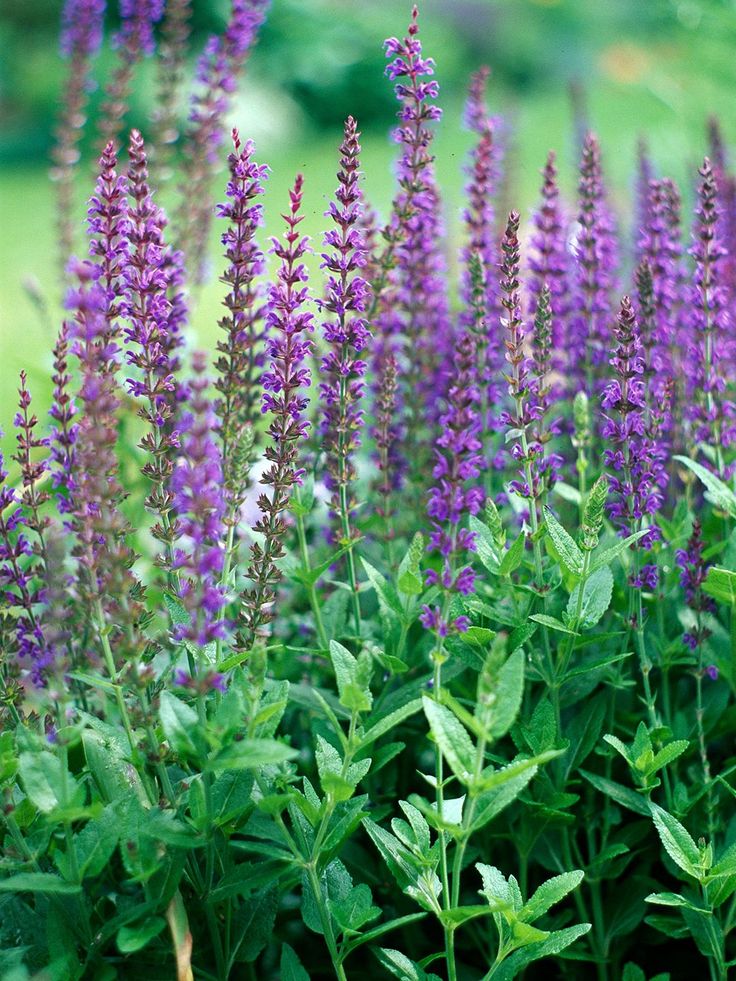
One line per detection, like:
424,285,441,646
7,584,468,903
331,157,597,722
306,864,348,981
432,657,457,981
295,493,329,650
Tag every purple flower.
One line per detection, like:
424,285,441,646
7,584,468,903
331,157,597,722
319,116,372,545
180,0,271,281
240,175,313,644
528,151,572,385
706,664,719,681
422,329,484,645
601,296,661,553
60,0,106,58
569,134,619,394
48,324,79,516
685,158,735,467
214,129,268,520
676,519,715,652
459,68,504,403
382,6,450,431
171,353,228,648
115,0,164,57
87,142,130,334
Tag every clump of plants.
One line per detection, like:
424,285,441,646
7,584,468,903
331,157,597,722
3,2,736,979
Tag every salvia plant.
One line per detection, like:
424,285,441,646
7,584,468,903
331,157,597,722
4,2,736,979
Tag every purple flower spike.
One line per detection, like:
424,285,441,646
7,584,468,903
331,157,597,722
570,133,619,395
319,116,372,545
53,0,107,265
685,158,735,469
180,0,271,282
676,519,715,652
123,130,182,564
60,0,106,59
48,323,79,517
601,296,661,556
421,330,485,648
528,151,572,384
240,175,313,645
88,141,130,335
384,5,450,431
215,129,268,522
171,353,229,649
116,0,164,57
460,68,504,402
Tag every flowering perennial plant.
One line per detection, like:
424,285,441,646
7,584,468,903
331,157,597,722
5,6,736,981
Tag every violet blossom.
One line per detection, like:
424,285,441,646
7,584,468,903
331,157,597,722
170,353,228,648
420,330,484,644
319,116,372,547
240,174,313,644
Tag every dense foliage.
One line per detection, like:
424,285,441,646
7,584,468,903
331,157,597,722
2,3,736,980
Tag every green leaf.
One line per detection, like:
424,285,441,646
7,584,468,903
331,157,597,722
329,883,381,935
566,567,613,629
499,531,526,576
469,768,538,833
422,697,475,783
645,893,708,912
703,567,736,605
361,699,423,749
280,943,310,981
329,641,373,713
159,691,200,759
650,804,701,879
484,924,592,981
374,947,442,981
529,614,576,635
116,917,166,953
438,905,493,928
469,515,502,575
580,771,650,816
0,874,81,895
397,533,425,596
646,741,689,777
475,751,560,794
674,456,736,518
588,530,650,576
521,871,585,922
477,648,525,741
18,751,83,815
543,506,583,578
342,913,428,956
164,593,190,627
207,739,297,772
361,558,404,619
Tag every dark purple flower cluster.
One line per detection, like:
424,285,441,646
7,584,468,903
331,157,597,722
115,0,164,57
319,116,371,542
48,324,79,517
676,519,716,651
214,130,268,517
528,151,572,382
181,0,270,279
570,134,619,394
601,296,661,556
87,142,130,332
60,0,106,58
421,331,484,640
170,353,228,647
240,175,313,642
685,158,736,464
384,6,450,426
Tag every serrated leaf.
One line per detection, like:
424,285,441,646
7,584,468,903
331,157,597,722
397,533,424,596
580,771,650,816
422,697,475,783
484,924,592,981
0,874,81,895
476,648,525,741
329,883,381,934
566,567,613,629
499,532,526,576
469,515,502,574
159,691,200,759
674,456,736,518
521,871,585,922
529,613,576,635
543,507,583,577
650,804,701,879
645,892,707,911
703,567,736,605
588,529,649,576
361,558,404,619
280,943,310,981
646,741,689,777
374,947,442,981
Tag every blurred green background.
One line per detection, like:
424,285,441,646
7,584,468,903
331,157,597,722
1,0,736,447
